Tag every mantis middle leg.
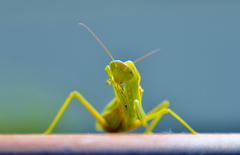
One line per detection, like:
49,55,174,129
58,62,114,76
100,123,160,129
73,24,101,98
44,91,113,134
131,100,198,134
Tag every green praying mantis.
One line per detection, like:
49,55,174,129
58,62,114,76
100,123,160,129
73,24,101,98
44,23,198,134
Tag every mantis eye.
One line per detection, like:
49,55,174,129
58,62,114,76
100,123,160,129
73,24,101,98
128,70,133,75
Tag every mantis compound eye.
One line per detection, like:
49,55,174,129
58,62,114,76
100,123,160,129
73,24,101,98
128,70,133,75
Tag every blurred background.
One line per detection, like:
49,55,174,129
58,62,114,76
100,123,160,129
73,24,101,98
0,1,239,133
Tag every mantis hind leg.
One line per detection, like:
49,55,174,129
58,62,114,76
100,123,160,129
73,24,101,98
144,100,169,133
145,100,198,134
128,100,168,133
44,91,111,134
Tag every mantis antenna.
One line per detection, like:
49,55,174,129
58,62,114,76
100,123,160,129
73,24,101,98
79,23,115,62
133,48,160,63
79,23,159,64
122,48,160,72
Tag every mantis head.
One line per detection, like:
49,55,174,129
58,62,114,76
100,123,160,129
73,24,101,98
109,60,134,84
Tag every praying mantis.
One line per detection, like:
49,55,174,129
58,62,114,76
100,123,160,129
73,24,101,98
44,23,198,134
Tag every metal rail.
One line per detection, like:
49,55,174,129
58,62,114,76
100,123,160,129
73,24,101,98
0,134,239,154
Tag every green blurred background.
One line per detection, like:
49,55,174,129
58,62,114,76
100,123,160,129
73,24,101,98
0,1,240,133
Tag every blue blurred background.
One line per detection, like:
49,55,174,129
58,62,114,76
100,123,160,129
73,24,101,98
0,1,239,133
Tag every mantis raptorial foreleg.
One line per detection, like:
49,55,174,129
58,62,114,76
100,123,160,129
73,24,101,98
44,91,113,134
134,99,148,128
